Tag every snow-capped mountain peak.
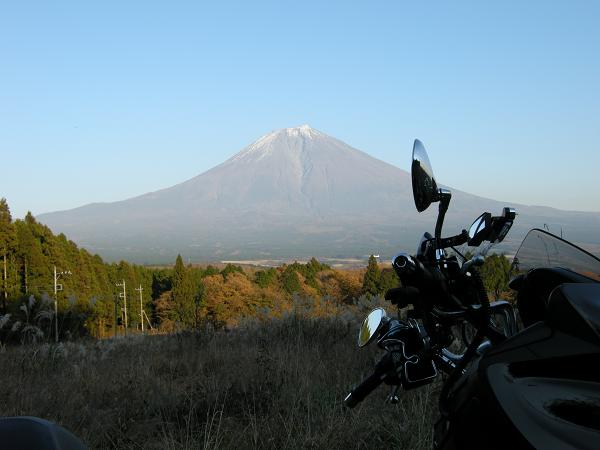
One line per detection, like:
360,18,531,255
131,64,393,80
229,124,323,163
283,124,321,138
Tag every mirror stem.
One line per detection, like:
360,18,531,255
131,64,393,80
434,189,452,243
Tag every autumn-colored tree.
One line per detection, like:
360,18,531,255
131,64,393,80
337,270,363,303
202,272,262,328
317,270,343,303
154,291,177,332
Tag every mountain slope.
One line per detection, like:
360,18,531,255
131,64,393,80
38,126,600,262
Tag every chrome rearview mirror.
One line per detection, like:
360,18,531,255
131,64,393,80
468,208,516,247
358,307,388,347
468,212,492,246
411,139,439,212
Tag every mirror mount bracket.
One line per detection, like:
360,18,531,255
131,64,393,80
434,189,452,242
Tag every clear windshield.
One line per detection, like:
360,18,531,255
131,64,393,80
513,229,600,282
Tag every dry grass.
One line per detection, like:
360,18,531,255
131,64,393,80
0,315,437,449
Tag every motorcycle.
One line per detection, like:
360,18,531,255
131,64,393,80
344,139,600,449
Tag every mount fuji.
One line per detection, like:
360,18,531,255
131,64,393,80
38,125,600,263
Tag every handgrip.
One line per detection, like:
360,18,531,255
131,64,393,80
385,286,419,307
344,370,385,408
344,354,392,408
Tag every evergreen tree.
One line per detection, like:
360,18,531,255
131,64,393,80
378,268,398,294
0,199,16,311
479,254,512,300
152,269,172,298
193,283,205,328
15,218,45,296
172,255,195,327
202,265,220,278
306,257,327,277
282,266,301,294
221,263,244,280
362,255,381,296
255,268,277,288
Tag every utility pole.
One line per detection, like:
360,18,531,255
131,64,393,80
135,284,144,333
53,265,71,343
24,259,28,294
116,280,128,335
3,251,7,312
113,294,118,338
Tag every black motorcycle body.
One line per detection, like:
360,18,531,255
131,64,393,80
0,417,87,450
436,280,600,450
345,140,600,449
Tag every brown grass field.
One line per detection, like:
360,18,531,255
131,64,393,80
0,314,437,449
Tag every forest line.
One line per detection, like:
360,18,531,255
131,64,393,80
0,198,512,343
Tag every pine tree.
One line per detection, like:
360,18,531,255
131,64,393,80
221,263,243,280
362,255,381,297
172,255,195,327
378,268,398,295
255,268,277,288
15,218,42,295
0,199,16,311
282,266,301,294
479,254,512,300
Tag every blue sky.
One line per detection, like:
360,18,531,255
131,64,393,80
1,0,599,219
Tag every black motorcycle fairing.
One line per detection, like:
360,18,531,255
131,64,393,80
434,358,533,450
487,362,600,450
511,267,596,327
482,323,599,370
477,322,600,450
546,283,600,344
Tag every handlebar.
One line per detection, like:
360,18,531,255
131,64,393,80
344,353,392,408
385,286,419,307
437,229,469,249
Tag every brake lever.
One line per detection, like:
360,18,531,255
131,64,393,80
460,255,484,276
